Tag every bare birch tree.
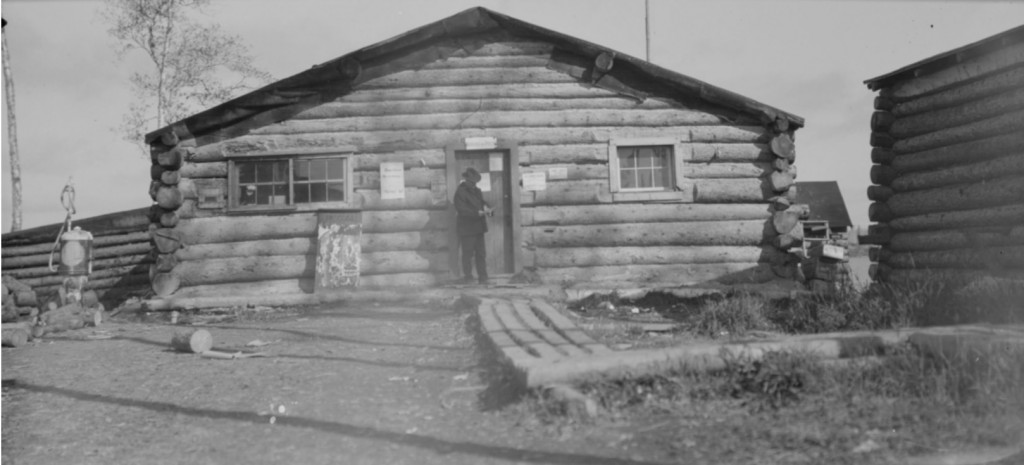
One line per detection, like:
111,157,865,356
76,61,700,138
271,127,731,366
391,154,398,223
102,0,271,153
2,19,23,231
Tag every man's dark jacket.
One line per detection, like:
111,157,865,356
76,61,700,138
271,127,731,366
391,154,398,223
454,181,488,236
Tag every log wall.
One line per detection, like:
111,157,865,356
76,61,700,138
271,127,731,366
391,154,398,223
147,33,803,298
866,30,1024,284
0,208,152,305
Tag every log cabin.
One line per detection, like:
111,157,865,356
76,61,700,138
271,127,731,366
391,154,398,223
863,25,1024,284
5,7,809,307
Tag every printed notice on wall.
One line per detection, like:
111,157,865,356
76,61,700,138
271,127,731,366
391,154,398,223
521,171,546,191
477,173,492,192
547,166,568,180
489,152,504,171
379,162,405,200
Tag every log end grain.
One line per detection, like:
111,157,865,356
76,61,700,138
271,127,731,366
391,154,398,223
171,329,213,353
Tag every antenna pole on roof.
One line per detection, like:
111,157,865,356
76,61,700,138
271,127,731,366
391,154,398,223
645,0,651,62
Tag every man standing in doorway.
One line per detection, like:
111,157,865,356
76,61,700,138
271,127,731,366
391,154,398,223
454,167,492,285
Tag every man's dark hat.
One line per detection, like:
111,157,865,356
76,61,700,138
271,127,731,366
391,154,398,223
462,167,482,181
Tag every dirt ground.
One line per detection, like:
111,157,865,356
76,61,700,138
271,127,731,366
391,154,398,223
1,300,674,465
4,298,1022,465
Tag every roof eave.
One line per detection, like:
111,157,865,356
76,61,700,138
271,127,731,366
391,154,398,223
864,24,1024,91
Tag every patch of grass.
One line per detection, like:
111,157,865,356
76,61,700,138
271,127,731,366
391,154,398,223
692,293,773,338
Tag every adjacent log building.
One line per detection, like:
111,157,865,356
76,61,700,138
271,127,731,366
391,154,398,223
56,7,806,305
863,25,1024,284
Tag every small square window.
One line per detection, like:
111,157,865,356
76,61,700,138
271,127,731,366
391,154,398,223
615,146,672,191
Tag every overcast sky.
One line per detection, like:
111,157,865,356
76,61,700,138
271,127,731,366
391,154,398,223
3,0,1023,233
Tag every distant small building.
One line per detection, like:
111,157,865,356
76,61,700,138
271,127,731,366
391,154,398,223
863,25,1024,284
793,181,852,240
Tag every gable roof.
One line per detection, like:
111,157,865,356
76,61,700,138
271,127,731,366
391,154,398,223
865,24,1024,90
146,6,804,144
794,181,852,229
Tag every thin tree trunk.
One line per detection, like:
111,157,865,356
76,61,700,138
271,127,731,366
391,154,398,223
2,28,23,231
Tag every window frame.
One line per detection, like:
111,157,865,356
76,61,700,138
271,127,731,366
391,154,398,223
608,138,689,202
228,152,355,212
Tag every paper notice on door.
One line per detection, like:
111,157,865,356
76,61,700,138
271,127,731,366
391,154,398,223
521,171,546,191
379,162,405,200
477,174,492,192
489,153,504,171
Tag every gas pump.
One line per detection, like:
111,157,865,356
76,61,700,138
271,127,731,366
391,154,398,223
48,179,93,304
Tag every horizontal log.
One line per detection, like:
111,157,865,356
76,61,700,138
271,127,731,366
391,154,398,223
523,180,612,206
870,111,895,132
295,97,679,120
419,54,551,70
353,188,447,210
871,148,895,165
534,262,776,286
891,131,1024,174
883,246,1024,270
169,279,314,300
885,41,1024,100
203,126,766,159
353,150,445,170
889,87,1024,139
176,238,316,261
534,246,783,268
891,65,1024,117
179,161,227,178
876,268,1024,286
176,230,448,262
867,185,894,202
2,241,152,269
693,178,772,203
4,253,152,279
359,66,579,89
525,203,771,226
360,230,449,253
354,168,438,190
885,175,1024,217
870,165,898,186
893,108,1024,155
338,82,616,103
175,209,449,245
521,164,605,182
891,152,1024,192
2,208,150,247
173,255,314,287
171,251,449,286
260,109,730,134
686,162,772,179
32,273,150,295
17,264,149,288
889,226,1024,253
688,143,773,162
525,220,769,248
176,215,317,244
890,204,1024,232
520,144,606,164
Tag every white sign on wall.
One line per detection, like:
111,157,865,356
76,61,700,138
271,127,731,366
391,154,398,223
521,171,547,191
379,162,405,200
465,136,497,150
547,166,568,180
477,173,492,192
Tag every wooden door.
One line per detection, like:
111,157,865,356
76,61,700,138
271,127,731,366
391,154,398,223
454,150,513,275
